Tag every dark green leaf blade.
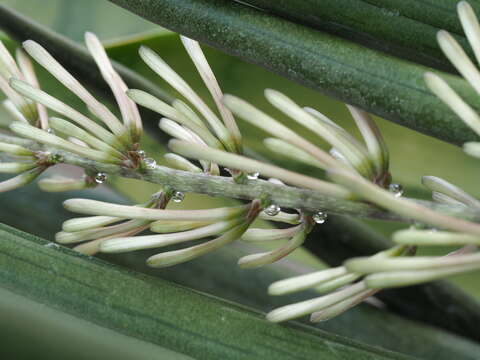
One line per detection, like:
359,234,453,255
108,0,479,146
237,0,463,72
0,223,415,360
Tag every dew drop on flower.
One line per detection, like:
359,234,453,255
46,128,55,134
247,172,259,180
94,172,107,184
137,150,146,159
264,204,280,216
144,158,157,169
388,183,403,197
313,211,328,224
172,191,185,203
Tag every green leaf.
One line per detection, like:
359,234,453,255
2,183,480,360
123,243,480,360
0,287,192,360
0,223,417,360
109,0,480,146
238,0,469,72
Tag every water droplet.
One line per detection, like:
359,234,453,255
264,204,280,216
268,178,284,185
46,128,55,134
172,191,185,203
329,148,346,162
94,172,107,184
389,183,403,197
137,150,146,159
44,242,60,249
247,172,259,180
313,211,328,224
144,158,156,169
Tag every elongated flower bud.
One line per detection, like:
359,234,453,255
101,220,239,253
0,162,36,174
0,167,43,192
0,141,33,156
38,176,92,192
63,198,249,221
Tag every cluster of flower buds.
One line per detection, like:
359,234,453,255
56,189,171,255
267,245,410,322
263,175,480,323
334,177,480,296
169,88,395,198
424,1,480,158
74,36,320,268
62,194,265,266
0,40,54,191
0,32,152,194
127,36,242,177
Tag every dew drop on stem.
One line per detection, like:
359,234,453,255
264,204,280,216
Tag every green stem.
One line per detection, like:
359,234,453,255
3,133,479,222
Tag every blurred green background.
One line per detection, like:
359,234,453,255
1,0,479,319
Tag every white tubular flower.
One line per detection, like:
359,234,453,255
264,89,374,178
393,229,480,246
129,36,245,179
180,36,242,150
63,197,250,221
0,32,161,194
57,178,271,267
163,153,202,173
18,34,151,164
0,167,43,192
266,246,407,323
15,49,48,129
424,1,480,158
0,41,38,124
38,175,96,193
84,32,142,140
347,250,480,289
10,122,123,164
267,281,369,323
0,162,37,174
169,139,352,198
100,219,240,254
223,91,392,186
138,45,234,153
95,200,262,267
422,175,480,209
0,142,33,156
238,214,314,269
23,38,127,138
58,190,171,255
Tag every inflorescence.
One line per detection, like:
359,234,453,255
0,1,479,324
